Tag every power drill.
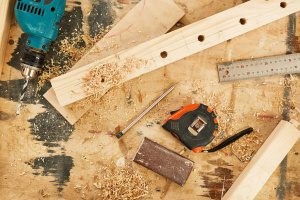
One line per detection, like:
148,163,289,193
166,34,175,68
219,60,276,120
14,0,66,114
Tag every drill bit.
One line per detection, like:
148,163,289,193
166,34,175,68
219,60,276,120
16,78,29,115
116,84,176,139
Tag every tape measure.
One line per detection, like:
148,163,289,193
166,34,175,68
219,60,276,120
163,104,218,152
163,104,253,153
218,53,300,82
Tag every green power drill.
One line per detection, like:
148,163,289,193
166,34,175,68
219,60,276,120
14,0,66,114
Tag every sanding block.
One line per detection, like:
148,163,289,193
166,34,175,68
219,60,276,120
134,137,194,186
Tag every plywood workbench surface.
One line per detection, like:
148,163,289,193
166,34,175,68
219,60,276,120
0,0,299,200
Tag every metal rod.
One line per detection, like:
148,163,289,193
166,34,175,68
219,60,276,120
116,84,176,138
16,78,29,115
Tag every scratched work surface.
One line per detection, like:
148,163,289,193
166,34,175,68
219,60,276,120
0,0,300,199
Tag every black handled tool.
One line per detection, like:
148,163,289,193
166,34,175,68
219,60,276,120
203,127,253,153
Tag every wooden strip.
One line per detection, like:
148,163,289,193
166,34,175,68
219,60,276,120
73,0,185,70
51,0,300,107
223,120,300,200
44,0,185,124
0,0,14,76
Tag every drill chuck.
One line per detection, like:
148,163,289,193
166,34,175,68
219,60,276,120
21,64,39,79
20,48,45,79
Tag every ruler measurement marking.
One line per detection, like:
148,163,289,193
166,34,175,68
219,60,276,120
218,53,300,82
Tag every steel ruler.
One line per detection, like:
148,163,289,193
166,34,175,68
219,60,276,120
218,53,300,82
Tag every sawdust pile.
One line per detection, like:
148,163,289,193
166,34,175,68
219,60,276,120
230,130,263,162
83,58,148,97
74,165,151,200
38,26,112,90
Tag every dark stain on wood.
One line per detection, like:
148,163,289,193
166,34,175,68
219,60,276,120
292,35,300,53
138,89,143,103
286,14,297,55
200,166,234,200
199,159,234,199
207,158,233,167
88,130,102,134
26,155,74,192
45,6,85,70
277,13,297,200
88,0,114,38
28,106,74,147
0,79,39,106
0,111,12,121
7,33,27,72
289,181,300,198
118,137,129,158
256,114,277,121
160,180,172,199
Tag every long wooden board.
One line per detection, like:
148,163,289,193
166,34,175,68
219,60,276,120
223,120,300,200
51,0,300,107
0,0,14,75
44,0,185,124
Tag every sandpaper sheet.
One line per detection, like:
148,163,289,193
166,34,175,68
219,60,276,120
133,138,194,186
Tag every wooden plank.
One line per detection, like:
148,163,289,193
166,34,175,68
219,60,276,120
44,0,185,124
51,0,300,107
223,120,300,200
175,0,242,25
0,0,14,75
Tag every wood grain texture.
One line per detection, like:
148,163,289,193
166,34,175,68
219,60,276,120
223,120,300,200
51,0,300,107
1,0,300,199
0,0,14,75
44,0,184,124
175,0,241,25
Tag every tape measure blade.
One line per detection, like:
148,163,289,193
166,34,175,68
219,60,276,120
218,53,300,82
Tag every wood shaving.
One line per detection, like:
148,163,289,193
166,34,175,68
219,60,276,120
230,130,263,162
74,164,150,200
83,57,148,97
37,26,112,91
38,189,50,198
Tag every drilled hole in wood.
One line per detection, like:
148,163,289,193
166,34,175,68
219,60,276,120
280,2,287,8
160,51,168,58
239,18,247,25
198,35,205,42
